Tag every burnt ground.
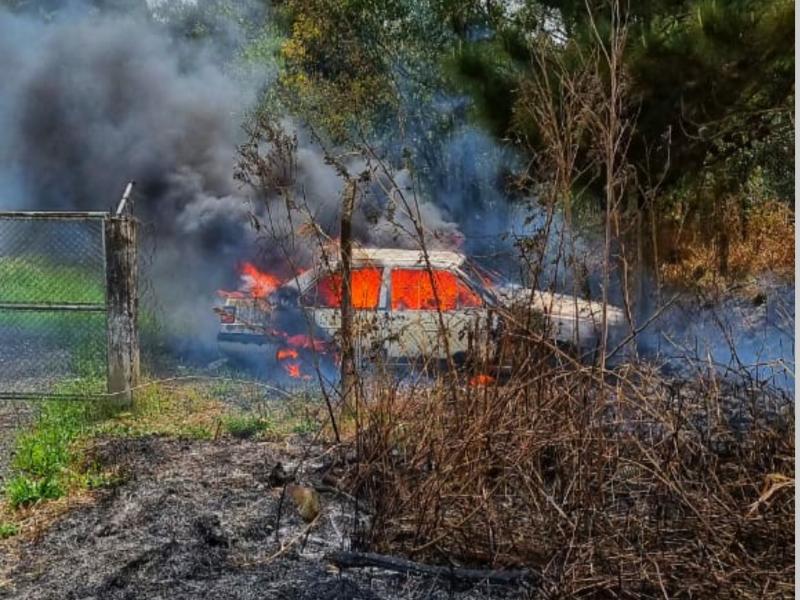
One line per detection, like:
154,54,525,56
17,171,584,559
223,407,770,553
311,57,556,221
0,436,527,600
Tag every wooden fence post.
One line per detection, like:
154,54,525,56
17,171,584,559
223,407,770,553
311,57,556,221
105,216,139,407
339,179,357,412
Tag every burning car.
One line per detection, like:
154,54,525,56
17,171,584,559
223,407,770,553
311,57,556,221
214,248,626,377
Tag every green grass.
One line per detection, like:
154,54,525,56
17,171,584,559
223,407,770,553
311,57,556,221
0,259,104,305
0,521,20,539
2,378,328,512
5,476,63,509
0,258,108,385
5,378,110,508
223,414,273,439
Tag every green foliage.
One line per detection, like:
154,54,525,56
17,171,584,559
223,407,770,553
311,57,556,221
6,475,63,508
5,382,111,509
271,0,473,143
0,521,19,539
223,414,273,439
628,0,793,194
446,34,524,136
270,0,793,220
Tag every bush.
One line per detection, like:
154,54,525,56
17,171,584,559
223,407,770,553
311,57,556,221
223,414,272,439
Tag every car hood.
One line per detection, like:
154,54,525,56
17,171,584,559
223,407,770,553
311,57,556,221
494,284,626,326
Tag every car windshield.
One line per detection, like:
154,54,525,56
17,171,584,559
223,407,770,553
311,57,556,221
461,260,502,295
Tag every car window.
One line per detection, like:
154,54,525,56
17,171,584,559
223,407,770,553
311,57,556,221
302,268,383,309
390,269,482,311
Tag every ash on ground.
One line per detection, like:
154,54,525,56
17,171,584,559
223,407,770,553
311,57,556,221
0,436,524,599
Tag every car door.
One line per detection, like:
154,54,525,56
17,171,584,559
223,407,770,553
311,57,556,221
300,266,386,362
385,267,484,360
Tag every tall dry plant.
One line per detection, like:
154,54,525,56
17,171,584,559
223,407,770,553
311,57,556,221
345,344,793,597
583,0,636,370
514,0,642,364
514,28,601,351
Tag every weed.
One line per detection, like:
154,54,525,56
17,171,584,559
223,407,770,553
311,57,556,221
223,414,272,439
4,380,113,508
6,475,63,508
12,400,91,476
0,522,19,539
291,416,318,435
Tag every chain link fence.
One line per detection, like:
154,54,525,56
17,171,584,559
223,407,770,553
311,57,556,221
0,213,109,399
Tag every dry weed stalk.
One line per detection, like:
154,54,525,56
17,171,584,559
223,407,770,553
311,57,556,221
347,337,793,597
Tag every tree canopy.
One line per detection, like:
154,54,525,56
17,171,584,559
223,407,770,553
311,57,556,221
267,0,793,210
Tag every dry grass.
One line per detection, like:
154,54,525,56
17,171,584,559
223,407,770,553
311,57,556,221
661,200,794,291
345,341,794,598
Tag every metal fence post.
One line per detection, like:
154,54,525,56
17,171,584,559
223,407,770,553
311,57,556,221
105,215,139,407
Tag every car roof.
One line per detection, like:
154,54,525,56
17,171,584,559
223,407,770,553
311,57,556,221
350,248,466,270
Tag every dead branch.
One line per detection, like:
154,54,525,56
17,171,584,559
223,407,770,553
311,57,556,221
325,551,537,586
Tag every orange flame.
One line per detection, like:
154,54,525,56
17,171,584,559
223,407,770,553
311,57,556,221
391,269,481,311
316,268,383,309
241,262,282,298
469,374,495,387
284,362,302,378
277,348,299,361
286,334,327,352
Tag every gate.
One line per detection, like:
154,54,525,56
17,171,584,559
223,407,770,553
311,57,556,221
0,209,138,401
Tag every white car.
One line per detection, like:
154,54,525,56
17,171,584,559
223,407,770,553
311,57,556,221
215,248,625,375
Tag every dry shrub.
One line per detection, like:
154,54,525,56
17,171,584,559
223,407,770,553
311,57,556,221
662,199,794,290
729,200,795,275
347,351,794,598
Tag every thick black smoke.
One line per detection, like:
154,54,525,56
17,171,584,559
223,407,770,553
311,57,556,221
0,3,272,352
0,2,466,352
0,2,481,355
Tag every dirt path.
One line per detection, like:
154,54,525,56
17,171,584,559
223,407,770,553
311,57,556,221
0,436,523,599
